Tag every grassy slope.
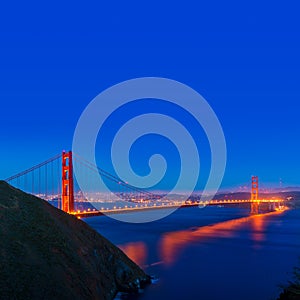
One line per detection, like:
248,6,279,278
0,181,149,300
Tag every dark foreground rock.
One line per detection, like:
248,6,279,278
278,286,300,300
278,266,300,300
0,181,150,300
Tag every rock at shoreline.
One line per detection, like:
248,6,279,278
278,287,300,300
277,267,300,300
0,181,150,300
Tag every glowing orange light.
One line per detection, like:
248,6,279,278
118,242,148,267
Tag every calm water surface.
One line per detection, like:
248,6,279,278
84,207,300,300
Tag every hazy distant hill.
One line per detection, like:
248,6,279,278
268,187,300,192
0,181,150,300
187,191,300,208
213,191,300,200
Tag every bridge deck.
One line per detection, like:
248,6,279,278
70,199,284,218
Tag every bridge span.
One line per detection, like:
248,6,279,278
5,151,285,217
71,198,285,218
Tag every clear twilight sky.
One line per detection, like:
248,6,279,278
0,1,299,191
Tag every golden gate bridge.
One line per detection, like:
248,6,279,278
5,151,285,218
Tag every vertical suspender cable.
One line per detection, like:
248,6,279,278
57,157,61,209
38,167,41,197
45,163,48,200
51,160,54,201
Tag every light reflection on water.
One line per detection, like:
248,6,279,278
118,242,148,267
119,210,285,267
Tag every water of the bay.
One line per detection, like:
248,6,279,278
84,206,300,300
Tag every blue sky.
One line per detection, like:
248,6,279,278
0,1,299,190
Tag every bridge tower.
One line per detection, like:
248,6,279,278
62,151,74,213
251,176,259,214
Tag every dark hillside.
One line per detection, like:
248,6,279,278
0,181,149,300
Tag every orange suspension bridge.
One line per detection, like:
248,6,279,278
5,151,285,218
